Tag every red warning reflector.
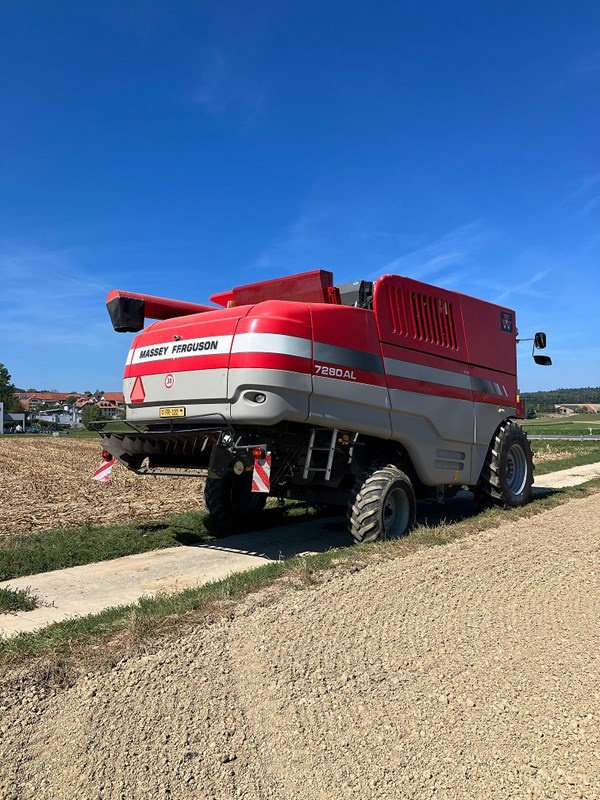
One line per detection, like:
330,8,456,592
130,376,146,404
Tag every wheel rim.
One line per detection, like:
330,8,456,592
505,443,528,495
382,487,411,538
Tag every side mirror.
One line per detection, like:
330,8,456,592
534,331,547,349
534,354,552,366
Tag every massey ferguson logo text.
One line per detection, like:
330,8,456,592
171,340,218,354
138,340,219,360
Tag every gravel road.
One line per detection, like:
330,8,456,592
2,492,599,800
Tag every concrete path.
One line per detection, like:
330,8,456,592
533,460,600,489
1,462,599,638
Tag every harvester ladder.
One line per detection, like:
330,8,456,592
302,428,338,481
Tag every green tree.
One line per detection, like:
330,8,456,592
65,394,79,405
0,363,24,412
82,404,104,430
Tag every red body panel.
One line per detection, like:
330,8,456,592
124,306,250,381
121,272,520,411
309,303,381,352
374,275,469,363
210,270,333,307
374,274,517,376
460,292,517,375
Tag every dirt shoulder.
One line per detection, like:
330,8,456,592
2,492,599,800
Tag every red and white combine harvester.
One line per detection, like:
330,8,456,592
97,270,551,542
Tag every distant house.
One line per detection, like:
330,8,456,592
100,392,124,406
16,391,71,412
15,389,125,425
32,408,72,428
96,401,122,418
74,397,94,410
555,403,600,414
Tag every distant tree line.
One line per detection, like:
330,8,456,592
0,364,24,413
522,386,600,413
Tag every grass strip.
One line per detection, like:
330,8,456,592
520,415,600,436
0,503,317,582
0,587,38,613
1,478,598,666
531,441,600,475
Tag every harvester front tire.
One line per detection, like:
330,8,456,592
348,465,416,544
204,474,267,534
474,420,534,508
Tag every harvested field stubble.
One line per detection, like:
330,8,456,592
0,437,203,539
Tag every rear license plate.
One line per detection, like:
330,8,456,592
159,407,186,418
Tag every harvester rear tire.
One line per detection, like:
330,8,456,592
347,464,416,544
474,420,534,508
204,474,267,534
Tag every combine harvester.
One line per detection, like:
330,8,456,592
96,270,551,542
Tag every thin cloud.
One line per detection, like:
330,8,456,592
567,49,600,78
374,222,491,281
193,49,266,117
563,173,600,217
0,247,110,343
251,206,338,274
486,267,553,305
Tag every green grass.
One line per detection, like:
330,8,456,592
1,478,598,665
0,502,317,582
0,429,98,439
532,440,600,475
0,587,38,613
521,413,600,436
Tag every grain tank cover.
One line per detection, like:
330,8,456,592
210,269,334,307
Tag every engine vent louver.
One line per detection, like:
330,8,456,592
388,285,406,335
409,292,458,350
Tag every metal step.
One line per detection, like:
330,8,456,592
302,428,338,481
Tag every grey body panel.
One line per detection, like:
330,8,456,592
309,376,392,439
388,387,474,486
229,368,310,425
384,357,471,391
124,371,230,423
125,368,311,426
471,401,516,484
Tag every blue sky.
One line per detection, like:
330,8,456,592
1,0,598,392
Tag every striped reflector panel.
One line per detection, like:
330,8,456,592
91,458,115,482
252,453,271,493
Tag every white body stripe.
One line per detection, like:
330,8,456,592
231,332,312,359
129,335,233,365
